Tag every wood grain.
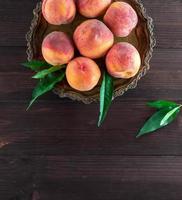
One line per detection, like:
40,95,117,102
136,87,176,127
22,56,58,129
0,0,182,199
1,156,182,200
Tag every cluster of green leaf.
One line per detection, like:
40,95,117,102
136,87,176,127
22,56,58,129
23,60,114,126
136,100,181,138
22,60,65,109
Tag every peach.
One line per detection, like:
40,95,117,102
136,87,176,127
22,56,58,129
42,0,76,25
77,0,112,18
106,42,141,79
104,2,138,37
66,57,101,91
42,31,74,66
74,19,114,59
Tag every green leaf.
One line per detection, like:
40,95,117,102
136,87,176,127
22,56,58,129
98,72,114,127
160,106,181,126
136,106,181,138
147,100,178,110
27,71,65,110
32,65,66,79
22,60,51,72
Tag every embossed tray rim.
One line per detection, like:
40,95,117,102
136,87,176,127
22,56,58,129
26,0,156,104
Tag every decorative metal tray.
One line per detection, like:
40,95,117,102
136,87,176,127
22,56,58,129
26,0,156,104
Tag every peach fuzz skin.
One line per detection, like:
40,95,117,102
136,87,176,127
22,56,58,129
42,31,74,66
106,42,141,79
104,2,138,37
42,0,76,25
73,19,114,59
66,57,101,92
77,0,112,18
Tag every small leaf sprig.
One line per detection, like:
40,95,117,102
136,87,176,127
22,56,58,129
136,100,181,138
22,60,66,109
23,60,114,125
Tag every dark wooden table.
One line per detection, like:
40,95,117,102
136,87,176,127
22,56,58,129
1,0,182,199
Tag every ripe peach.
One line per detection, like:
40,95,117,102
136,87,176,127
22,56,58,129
42,0,76,25
106,42,141,79
73,19,114,59
66,57,101,91
77,0,112,18
104,2,138,37
42,31,74,66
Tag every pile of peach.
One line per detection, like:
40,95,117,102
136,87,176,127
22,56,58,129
42,0,141,92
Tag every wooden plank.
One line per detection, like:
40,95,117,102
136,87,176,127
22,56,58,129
38,155,182,181
39,181,182,200
0,156,36,200
0,0,181,48
1,155,182,200
0,101,182,156
37,155,182,200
